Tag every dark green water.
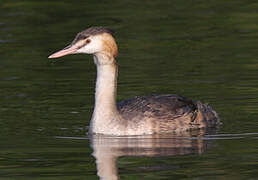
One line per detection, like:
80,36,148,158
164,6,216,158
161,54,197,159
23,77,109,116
1,0,258,179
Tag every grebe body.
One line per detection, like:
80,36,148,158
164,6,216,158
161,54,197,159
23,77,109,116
49,27,220,135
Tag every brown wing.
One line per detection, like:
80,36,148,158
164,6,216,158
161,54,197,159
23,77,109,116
117,94,197,121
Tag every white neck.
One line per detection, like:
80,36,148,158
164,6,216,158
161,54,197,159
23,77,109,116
89,54,119,134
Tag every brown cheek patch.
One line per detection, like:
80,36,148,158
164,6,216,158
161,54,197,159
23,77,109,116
102,33,118,59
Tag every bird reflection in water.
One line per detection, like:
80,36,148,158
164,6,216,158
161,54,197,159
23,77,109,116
90,128,217,180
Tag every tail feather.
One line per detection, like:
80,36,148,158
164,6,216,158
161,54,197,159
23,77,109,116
194,101,220,128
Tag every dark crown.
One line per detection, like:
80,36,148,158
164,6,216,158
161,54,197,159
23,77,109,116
72,26,114,45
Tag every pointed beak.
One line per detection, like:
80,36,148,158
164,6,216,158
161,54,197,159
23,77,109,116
48,45,78,59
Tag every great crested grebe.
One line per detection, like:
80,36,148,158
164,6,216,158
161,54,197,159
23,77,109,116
49,26,220,135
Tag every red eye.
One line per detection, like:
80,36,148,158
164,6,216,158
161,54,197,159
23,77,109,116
86,39,91,44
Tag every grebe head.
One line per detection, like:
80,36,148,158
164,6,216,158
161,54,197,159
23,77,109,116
48,27,118,61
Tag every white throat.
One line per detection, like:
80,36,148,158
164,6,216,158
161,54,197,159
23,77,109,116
89,54,120,134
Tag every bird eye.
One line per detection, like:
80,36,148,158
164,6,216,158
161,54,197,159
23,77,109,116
86,39,91,44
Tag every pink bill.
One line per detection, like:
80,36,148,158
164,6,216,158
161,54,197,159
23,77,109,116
48,46,77,58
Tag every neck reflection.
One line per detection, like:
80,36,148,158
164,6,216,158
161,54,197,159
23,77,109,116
90,129,217,180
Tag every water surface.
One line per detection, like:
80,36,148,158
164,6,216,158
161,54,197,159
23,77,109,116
0,0,258,179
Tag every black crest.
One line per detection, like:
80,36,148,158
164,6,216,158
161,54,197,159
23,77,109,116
72,26,114,45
